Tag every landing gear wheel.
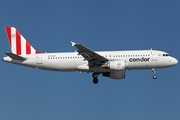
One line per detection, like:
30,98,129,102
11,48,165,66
153,75,157,79
93,78,98,84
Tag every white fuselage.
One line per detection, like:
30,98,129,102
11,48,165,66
3,27,178,83
3,50,178,73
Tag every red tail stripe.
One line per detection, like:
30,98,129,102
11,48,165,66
36,51,40,54
26,41,31,54
6,27,12,47
16,30,21,55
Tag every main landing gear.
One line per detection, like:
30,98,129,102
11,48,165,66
152,68,157,79
92,72,99,84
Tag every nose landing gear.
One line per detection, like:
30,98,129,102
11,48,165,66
152,68,157,79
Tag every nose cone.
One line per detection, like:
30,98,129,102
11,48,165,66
171,57,178,66
173,58,178,65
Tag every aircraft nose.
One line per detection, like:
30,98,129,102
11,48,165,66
174,58,178,65
171,57,178,65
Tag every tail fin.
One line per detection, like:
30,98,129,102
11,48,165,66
5,27,40,55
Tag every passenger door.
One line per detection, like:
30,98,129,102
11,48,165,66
151,51,157,61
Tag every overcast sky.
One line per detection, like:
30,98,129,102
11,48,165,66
0,0,180,120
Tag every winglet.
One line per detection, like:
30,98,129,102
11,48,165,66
71,41,76,46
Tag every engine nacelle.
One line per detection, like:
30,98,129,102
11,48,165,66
103,71,125,79
102,60,126,71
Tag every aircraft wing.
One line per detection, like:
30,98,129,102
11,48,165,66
71,41,108,65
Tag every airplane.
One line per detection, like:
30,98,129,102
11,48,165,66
2,27,178,84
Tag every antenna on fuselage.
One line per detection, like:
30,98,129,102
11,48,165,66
150,48,153,54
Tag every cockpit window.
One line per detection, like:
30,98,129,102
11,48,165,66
163,54,169,57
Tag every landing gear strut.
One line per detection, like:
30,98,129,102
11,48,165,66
152,68,157,79
92,72,99,84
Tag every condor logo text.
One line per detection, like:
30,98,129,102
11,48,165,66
129,57,150,62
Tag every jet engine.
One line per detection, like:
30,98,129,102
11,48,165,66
101,60,126,71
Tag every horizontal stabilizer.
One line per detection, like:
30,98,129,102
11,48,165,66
5,52,26,60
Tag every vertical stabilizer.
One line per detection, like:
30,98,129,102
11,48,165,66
5,27,40,55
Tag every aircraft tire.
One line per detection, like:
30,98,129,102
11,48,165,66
93,78,98,84
153,75,157,79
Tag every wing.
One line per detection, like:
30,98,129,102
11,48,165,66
71,41,108,65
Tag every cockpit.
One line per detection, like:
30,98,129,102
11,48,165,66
163,54,169,57
158,52,170,57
